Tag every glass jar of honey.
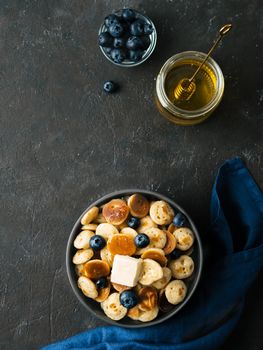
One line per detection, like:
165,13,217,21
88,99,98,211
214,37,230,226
155,51,225,125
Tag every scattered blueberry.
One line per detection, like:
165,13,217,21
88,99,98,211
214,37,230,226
110,48,126,63
128,216,140,229
104,14,120,28
126,36,143,50
173,213,186,227
122,8,136,22
113,37,126,48
130,19,145,36
89,235,106,250
120,290,138,309
134,233,150,248
96,277,108,289
170,249,182,260
98,32,113,47
144,23,154,35
103,80,118,93
128,50,144,62
109,22,124,38
141,35,151,49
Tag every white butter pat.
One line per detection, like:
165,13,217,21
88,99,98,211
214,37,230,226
110,255,143,287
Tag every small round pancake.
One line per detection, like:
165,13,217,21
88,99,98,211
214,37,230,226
173,227,194,251
72,249,94,265
127,305,140,320
137,215,157,233
134,227,167,255
103,199,129,225
163,230,177,255
81,207,99,225
107,234,136,256
95,286,111,302
138,306,159,322
120,227,138,239
101,292,127,320
74,230,94,249
96,223,119,241
128,194,150,218
152,267,172,289
169,255,194,279
149,201,174,225
82,259,110,280
141,248,167,267
139,259,163,285
165,280,187,305
138,286,158,311
100,247,114,267
77,276,98,299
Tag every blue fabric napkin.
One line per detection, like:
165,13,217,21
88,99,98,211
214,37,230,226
43,157,263,350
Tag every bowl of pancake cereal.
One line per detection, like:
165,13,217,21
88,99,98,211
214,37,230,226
66,189,203,327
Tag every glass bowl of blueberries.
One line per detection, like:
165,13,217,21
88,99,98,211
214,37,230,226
98,8,157,67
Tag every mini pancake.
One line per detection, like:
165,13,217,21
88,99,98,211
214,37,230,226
82,259,110,280
107,234,136,256
141,248,167,267
95,286,111,302
138,286,158,311
163,230,177,255
128,194,150,218
81,207,99,225
103,199,129,225
127,305,140,320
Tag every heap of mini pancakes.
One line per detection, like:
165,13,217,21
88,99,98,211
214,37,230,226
73,194,195,322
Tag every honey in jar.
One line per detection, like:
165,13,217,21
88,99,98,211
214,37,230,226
155,51,225,126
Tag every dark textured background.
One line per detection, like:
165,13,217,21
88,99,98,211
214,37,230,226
1,1,263,349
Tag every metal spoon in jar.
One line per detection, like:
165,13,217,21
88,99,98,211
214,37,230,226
174,24,232,101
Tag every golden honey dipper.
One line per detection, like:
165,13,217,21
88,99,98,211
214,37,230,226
174,24,232,101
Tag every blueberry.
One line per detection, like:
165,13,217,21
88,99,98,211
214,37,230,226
104,14,120,28
120,290,138,309
110,48,126,63
128,50,144,62
108,22,124,38
122,8,136,22
89,235,106,250
128,217,140,229
103,81,118,93
130,19,145,36
144,23,154,35
113,37,126,48
170,249,182,259
96,277,108,289
134,233,150,248
98,32,113,47
104,47,112,55
126,36,143,50
173,213,186,227
141,35,151,49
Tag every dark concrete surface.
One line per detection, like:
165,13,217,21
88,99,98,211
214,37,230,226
1,1,263,349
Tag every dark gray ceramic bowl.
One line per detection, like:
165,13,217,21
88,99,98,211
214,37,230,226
66,189,203,327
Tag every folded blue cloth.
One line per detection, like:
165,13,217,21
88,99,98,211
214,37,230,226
43,158,263,350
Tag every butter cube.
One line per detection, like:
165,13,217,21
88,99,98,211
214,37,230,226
110,255,143,287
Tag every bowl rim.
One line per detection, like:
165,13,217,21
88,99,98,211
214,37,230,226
98,9,157,67
66,189,203,328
